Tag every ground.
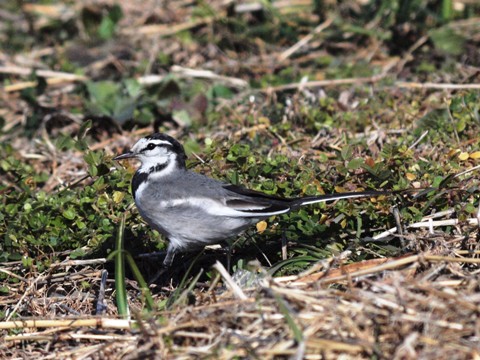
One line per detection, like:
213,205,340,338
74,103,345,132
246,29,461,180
1,1,480,359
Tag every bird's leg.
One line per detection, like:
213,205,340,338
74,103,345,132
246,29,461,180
281,229,288,260
149,245,177,284
226,243,232,273
163,244,177,267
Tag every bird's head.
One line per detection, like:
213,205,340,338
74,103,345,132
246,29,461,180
113,133,187,174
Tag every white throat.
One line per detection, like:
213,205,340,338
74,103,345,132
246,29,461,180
138,156,177,177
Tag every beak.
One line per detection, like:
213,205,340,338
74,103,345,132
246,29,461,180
113,151,136,161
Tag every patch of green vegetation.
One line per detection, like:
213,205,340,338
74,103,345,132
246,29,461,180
80,4,123,41
0,137,161,270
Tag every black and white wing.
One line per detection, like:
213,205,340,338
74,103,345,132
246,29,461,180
221,184,292,217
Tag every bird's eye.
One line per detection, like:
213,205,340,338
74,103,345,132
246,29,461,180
146,143,156,150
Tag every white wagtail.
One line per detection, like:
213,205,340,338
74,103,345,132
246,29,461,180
114,133,395,267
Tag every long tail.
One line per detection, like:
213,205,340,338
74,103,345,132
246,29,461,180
293,188,427,208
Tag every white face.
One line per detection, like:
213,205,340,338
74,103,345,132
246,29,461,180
131,138,177,172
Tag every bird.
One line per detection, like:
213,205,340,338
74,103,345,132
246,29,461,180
114,133,395,267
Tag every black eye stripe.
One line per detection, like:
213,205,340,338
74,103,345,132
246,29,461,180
141,143,172,153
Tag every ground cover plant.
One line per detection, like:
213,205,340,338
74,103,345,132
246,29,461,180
1,0,480,358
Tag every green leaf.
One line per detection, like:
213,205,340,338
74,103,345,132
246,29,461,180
56,134,76,151
63,207,77,220
429,27,465,56
124,79,142,97
22,256,33,268
432,175,445,188
87,81,120,103
340,146,352,161
111,213,129,318
442,0,453,22
0,286,9,295
172,109,193,127
98,5,123,39
456,117,466,132
135,107,155,125
270,289,304,343
70,248,86,259
84,150,109,177
227,144,250,161
210,84,234,99
347,158,364,170
86,81,120,115
465,203,476,214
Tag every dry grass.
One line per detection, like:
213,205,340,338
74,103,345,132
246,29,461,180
2,228,480,359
